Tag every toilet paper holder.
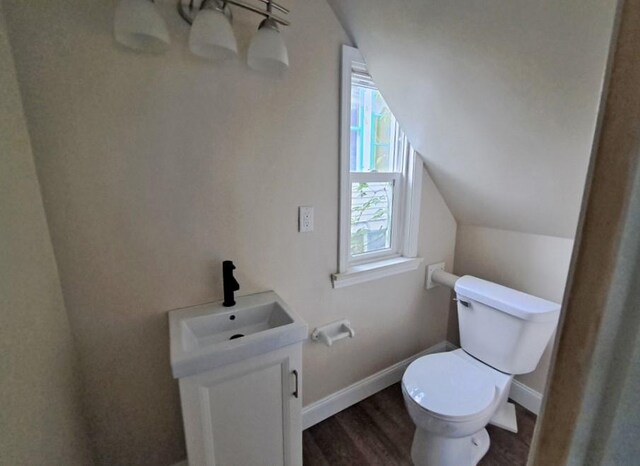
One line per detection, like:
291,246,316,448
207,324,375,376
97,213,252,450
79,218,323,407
311,319,355,347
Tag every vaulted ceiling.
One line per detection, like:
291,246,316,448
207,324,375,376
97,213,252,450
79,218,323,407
328,0,618,238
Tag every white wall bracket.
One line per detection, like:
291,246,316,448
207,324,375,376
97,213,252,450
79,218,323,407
425,262,446,289
311,319,355,347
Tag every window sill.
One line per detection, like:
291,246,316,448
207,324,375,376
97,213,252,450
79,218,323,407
331,257,423,289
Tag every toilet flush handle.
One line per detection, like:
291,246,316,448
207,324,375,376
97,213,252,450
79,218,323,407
454,298,471,308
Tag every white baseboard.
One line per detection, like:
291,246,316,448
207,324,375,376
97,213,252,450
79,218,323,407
509,378,543,415
302,340,542,430
302,341,452,430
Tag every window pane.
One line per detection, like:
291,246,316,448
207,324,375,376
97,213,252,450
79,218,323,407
351,181,393,256
349,82,397,173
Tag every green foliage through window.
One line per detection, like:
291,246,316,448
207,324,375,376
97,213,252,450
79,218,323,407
350,182,393,255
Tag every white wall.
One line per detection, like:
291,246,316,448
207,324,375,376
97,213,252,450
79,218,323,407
3,0,457,464
0,4,92,464
454,225,574,392
328,0,616,238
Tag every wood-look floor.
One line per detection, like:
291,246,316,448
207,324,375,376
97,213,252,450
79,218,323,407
303,383,536,466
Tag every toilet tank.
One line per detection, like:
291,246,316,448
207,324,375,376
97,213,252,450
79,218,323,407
454,276,561,375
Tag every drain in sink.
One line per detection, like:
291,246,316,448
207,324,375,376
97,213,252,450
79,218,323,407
229,334,244,340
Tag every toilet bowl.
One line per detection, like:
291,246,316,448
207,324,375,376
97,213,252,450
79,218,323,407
402,349,512,466
401,275,561,466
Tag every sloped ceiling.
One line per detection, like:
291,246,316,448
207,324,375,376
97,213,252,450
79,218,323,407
328,0,617,238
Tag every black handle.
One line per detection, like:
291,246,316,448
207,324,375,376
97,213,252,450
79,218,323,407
292,370,299,398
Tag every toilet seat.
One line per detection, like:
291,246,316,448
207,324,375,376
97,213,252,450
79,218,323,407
402,352,496,422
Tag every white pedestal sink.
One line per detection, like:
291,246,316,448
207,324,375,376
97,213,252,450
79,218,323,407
169,291,308,466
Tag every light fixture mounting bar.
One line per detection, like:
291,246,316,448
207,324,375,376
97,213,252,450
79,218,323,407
178,0,234,25
178,0,290,27
256,0,289,15
225,0,290,26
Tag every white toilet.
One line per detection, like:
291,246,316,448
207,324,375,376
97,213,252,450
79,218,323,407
402,275,561,466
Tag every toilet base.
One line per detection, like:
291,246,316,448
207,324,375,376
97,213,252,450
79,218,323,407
410,427,490,466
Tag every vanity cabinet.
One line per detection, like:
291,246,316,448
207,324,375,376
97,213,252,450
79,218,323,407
178,343,303,466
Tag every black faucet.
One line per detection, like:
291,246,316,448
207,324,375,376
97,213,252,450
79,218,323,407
222,260,240,307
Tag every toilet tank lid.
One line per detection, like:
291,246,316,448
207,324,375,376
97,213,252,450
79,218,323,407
455,276,561,322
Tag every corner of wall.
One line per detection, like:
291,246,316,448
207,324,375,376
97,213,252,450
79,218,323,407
0,4,93,463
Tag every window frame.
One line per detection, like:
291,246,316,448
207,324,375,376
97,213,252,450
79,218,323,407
333,45,423,288
349,170,403,265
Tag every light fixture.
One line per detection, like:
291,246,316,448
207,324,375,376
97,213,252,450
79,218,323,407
184,0,238,61
114,0,170,53
247,17,288,73
177,0,290,70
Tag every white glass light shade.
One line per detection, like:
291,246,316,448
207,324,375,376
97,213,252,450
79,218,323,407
114,0,170,53
247,24,289,73
189,8,238,61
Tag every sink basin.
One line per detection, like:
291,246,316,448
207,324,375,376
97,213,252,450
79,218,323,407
169,291,307,378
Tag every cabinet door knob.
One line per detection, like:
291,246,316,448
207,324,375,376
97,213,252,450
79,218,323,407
292,370,299,399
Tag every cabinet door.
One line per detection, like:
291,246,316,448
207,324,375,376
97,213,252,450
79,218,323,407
179,344,302,466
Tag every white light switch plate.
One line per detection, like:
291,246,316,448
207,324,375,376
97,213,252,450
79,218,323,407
426,262,446,290
299,206,314,232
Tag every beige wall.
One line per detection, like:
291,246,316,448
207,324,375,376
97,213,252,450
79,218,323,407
328,0,616,238
0,4,92,465
3,0,457,464
454,225,574,392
